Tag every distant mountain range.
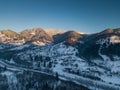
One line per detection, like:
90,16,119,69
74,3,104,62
0,27,120,90
0,28,84,45
0,27,120,45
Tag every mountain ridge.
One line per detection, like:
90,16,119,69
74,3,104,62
0,27,120,90
0,27,84,45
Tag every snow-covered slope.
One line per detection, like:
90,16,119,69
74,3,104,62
0,41,120,89
0,28,120,90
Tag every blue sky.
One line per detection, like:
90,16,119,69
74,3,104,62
0,0,120,33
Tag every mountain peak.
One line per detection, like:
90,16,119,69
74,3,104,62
1,27,120,45
44,28,66,37
53,30,84,45
0,29,19,37
100,28,120,35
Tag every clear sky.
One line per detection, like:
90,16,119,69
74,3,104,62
0,0,120,33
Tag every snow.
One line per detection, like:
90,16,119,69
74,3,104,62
50,42,120,89
53,64,64,74
9,59,15,64
1,71,13,76
50,43,78,57
33,41,46,46
0,56,120,90
10,44,30,50
54,65,120,90
0,41,120,89
111,61,120,73
98,41,110,61
96,36,120,46
78,41,84,44
110,35,120,43
99,53,110,61
96,37,109,45
101,75,120,85
0,46,3,49
1,71,18,84
113,56,120,60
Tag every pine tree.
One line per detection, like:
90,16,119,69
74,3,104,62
55,72,59,80
3,65,7,71
48,62,52,68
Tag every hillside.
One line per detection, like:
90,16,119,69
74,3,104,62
0,27,120,90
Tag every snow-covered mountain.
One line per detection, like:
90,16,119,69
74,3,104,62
0,28,53,45
0,28,84,45
0,27,120,90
